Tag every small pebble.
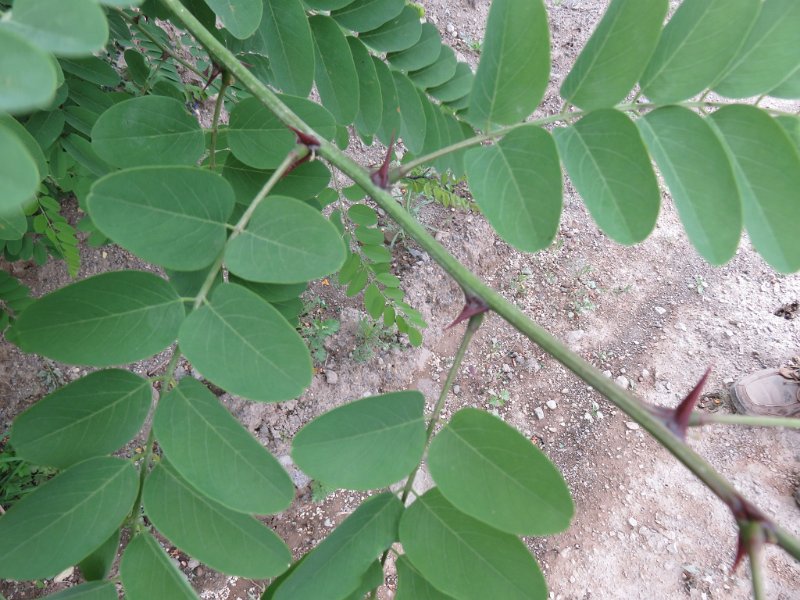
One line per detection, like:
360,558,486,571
654,306,667,315
625,422,640,430
615,375,630,389
628,517,638,527
325,370,338,385
546,400,557,410
534,407,545,420
452,384,461,395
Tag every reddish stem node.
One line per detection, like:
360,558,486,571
446,293,489,330
370,135,395,189
287,125,321,152
730,497,774,572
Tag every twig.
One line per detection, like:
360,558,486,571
209,70,232,170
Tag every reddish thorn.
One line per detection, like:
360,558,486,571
731,535,747,573
287,125,321,151
446,293,489,330
202,64,222,92
370,135,395,189
283,153,311,177
647,367,712,440
728,495,773,573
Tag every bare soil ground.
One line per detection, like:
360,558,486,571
2,1,799,599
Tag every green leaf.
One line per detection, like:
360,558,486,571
292,392,426,490
0,206,27,241
396,555,455,600
0,114,47,180
409,45,456,89
553,109,660,245
465,125,561,253
60,134,112,178
121,533,198,600
638,106,741,265
348,37,383,137
261,0,314,96
468,0,549,129
387,22,442,72
392,71,426,155
92,96,205,168
0,457,137,580
560,0,668,110
229,95,336,169
714,0,800,98
709,105,800,273
399,488,547,600
364,284,385,319
225,195,345,283
0,27,58,114
343,560,384,600
373,56,400,146
24,109,66,151
769,66,800,99
348,204,378,226
203,0,262,39
78,529,120,581
2,0,107,57
144,462,291,578
360,5,422,53
272,493,403,600
179,283,312,401
0,124,39,214
429,63,474,103
223,155,330,205
43,582,118,600
87,166,235,270
776,115,800,149
154,377,293,514
60,57,120,87
14,270,185,366
10,370,151,469
640,0,759,104
331,0,405,33
303,0,352,8
229,276,308,303
428,408,573,535
310,16,360,125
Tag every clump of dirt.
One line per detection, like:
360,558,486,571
2,1,799,599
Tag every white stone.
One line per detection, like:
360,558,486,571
534,407,545,420
654,306,667,315
546,400,557,410
628,517,638,527
615,375,630,389
602,369,613,378
625,422,640,430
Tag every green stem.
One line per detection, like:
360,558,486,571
160,0,800,564
690,413,800,429
208,71,231,171
400,313,483,505
128,346,182,527
745,523,766,600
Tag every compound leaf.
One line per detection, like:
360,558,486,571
428,408,573,536
272,493,403,600
399,488,546,600
640,0,759,104
387,22,441,72
560,0,668,110
10,370,151,469
203,0,262,39
465,125,561,253
348,37,383,137
154,377,294,515
714,0,800,99
228,96,336,169
468,0,549,129
143,463,291,578
638,106,741,265
709,105,800,273
409,45,456,89
310,15,359,125
179,283,311,402
0,457,137,580
260,0,314,96
13,271,184,366
87,166,235,270
292,392,426,490
92,96,205,168
0,123,40,214
331,0,405,33
120,532,197,600
2,0,107,57
226,195,345,283
553,109,660,245
359,5,422,53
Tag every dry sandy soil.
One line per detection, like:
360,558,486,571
2,1,799,599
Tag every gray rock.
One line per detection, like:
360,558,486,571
625,422,640,430
602,369,613,378
546,400,557,410
654,306,667,315
615,375,630,389
325,370,338,385
534,407,545,420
